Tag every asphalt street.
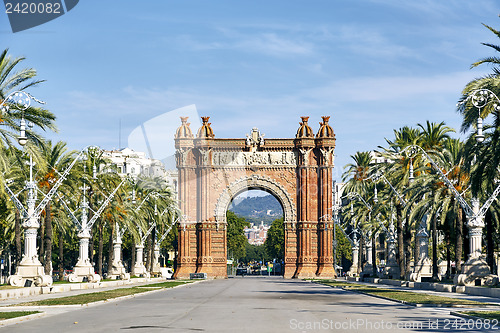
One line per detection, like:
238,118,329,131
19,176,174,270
1,276,495,332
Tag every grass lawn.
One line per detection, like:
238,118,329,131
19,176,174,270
317,280,490,307
142,281,193,288
461,311,500,320
0,311,40,320
0,285,21,290
13,280,193,306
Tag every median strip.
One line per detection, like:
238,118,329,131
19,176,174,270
316,280,492,307
456,311,500,321
0,311,40,320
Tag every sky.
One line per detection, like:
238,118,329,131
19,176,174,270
1,0,500,182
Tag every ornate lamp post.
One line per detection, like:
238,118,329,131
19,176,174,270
365,171,404,278
402,88,500,285
1,91,81,286
346,192,376,276
130,191,162,278
58,167,128,282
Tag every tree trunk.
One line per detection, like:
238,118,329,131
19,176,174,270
446,237,451,280
455,207,463,274
396,204,405,279
357,234,363,275
432,214,439,280
97,221,103,277
39,213,45,261
486,209,495,272
14,209,21,263
152,225,156,273
89,227,94,266
89,202,94,265
173,228,178,272
372,233,377,277
413,228,419,269
131,242,136,273
58,228,64,281
107,223,115,274
403,212,412,280
43,203,53,275
146,231,152,273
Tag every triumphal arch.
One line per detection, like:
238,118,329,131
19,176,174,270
173,115,336,279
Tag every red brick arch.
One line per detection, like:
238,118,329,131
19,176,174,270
173,116,337,279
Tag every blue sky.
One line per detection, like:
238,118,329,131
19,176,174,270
1,0,499,181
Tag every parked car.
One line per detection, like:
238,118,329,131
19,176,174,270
160,267,173,279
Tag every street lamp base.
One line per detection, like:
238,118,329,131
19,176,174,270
361,263,374,277
454,256,496,286
347,265,358,277
410,258,433,282
68,264,101,283
383,263,400,279
108,261,130,280
8,262,52,287
132,264,150,278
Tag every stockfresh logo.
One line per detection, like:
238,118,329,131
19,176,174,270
3,0,79,33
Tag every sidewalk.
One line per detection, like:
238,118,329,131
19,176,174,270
0,277,193,328
0,277,166,306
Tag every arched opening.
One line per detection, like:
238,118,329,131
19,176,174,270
226,189,284,276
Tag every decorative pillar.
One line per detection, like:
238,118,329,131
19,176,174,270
132,243,149,278
455,198,493,285
283,222,297,279
194,117,218,276
8,173,52,287
410,223,432,282
152,243,161,274
383,221,400,278
315,117,336,278
348,234,359,276
361,234,374,276
173,117,197,279
68,229,101,283
294,117,316,278
108,224,130,280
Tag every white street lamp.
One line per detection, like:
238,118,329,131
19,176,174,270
401,140,500,285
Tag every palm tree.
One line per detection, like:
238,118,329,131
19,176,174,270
0,49,56,151
36,141,77,275
456,21,500,273
457,21,500,133
379,126,421,278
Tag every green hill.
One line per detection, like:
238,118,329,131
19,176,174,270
229,195,283,225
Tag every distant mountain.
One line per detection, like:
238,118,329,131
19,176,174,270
229,195,283,225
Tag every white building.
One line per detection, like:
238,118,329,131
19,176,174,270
244,222,269,246
370,151,393,164
102,148,178,194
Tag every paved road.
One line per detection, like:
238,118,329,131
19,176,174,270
1,276,494,332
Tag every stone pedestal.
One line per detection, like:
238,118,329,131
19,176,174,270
68,234,100,283
9,227,52,287
347,237,359,277
455,217,495,286
383,234,400,278
132,244,150,278
152,244,161,275
108,235,130,280
361,240,373,277
410,227,432,282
